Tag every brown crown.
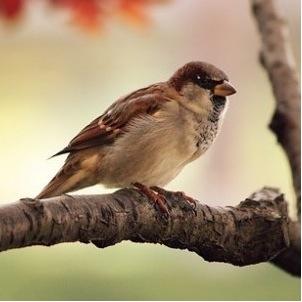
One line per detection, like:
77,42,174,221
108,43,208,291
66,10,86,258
169,61,229,91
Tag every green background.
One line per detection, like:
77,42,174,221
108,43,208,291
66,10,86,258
0,243,300,300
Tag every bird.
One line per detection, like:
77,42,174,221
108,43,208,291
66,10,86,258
36,61,236,212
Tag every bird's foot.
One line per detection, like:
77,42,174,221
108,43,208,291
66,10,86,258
151,187,197,215
175,191,197,210
133,183,170,216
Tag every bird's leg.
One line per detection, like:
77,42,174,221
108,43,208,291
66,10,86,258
175,191,197,209
152,186,197,212
133,183,170,215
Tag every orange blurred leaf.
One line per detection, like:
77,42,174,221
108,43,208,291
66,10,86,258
52,0,103,32
0,0,24,20
118,0,150,26
0,0,168,32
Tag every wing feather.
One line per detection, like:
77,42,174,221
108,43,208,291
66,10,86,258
52,84,171,156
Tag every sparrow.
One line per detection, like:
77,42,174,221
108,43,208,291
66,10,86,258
36,61,236,211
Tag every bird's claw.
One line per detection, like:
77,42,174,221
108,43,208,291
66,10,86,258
151,186,197,215
173,191,197,215
133,183,170,216
175,191,197,208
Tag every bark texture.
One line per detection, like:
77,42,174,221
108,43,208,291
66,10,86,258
0,187,294,268
251,0,301,276
252,0,301,216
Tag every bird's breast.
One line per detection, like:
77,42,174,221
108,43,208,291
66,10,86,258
185,110,223,163
98,104,223,188
98,112,197,188
196,121,219,152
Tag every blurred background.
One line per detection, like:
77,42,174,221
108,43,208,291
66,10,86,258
0,0,300,300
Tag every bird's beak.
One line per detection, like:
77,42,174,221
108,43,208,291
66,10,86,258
213,81,236,97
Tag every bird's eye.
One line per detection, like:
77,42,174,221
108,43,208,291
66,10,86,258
196,75,215,90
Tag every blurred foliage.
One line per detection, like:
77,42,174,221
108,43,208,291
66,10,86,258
0,243,300,300
0,0,167,32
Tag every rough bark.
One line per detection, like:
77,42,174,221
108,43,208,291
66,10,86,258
0,187,294,269
251,0,301,276
251,0,301,216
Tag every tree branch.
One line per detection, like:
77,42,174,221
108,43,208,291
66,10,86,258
0,187,297,270
251,0,301,217
251,0,301,276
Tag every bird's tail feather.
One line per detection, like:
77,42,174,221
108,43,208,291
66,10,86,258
36,170,90,199
37,150,101,199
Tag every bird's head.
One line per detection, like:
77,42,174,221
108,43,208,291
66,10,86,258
169,61,236,116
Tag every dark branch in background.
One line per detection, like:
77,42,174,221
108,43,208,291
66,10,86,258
251,0,301,216
0,188,295,267
0,0,300,279
251,0,301,275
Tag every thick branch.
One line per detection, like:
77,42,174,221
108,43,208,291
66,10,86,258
251,0,301,217
0,187,298,275
251,0,301,277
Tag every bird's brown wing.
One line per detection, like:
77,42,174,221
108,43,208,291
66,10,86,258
52,84,171,156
